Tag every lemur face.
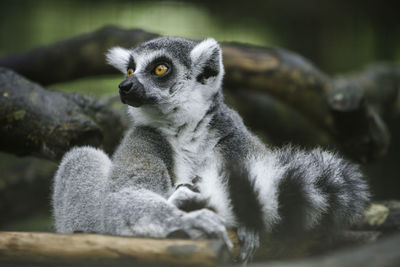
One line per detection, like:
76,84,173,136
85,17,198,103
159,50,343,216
106,37,224,110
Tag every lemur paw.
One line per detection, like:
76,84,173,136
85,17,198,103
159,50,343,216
237,226,260,263
167,209,233,251
168,184,209,212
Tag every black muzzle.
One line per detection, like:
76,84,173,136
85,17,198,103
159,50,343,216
118,77,157,107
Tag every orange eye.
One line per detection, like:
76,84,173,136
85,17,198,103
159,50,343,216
154,64,168,76
127,68,134,77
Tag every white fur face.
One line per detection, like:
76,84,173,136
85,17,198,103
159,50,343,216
106,37,225,125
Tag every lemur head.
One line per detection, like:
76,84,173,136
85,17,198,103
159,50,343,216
106,37,224,119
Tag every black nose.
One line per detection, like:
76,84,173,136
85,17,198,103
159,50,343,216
119,79,133,94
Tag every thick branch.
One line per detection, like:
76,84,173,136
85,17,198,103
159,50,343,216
222,43,331,130
0,232,229,267
353,201,400,233
0,27,158,86
0,67,127,161
0,230,381,266
1,202,399,265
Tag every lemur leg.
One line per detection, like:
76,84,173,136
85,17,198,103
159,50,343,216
53,147,232,249
232,146,369,262
52,147,111,233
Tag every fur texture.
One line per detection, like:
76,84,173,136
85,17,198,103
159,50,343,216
53,37,370,263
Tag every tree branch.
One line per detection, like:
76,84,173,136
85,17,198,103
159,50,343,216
1,202,399,266
0,26,158,85
0,231,229,267
0,67,128,161
0,230,382,266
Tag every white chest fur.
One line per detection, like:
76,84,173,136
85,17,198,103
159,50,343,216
165,117,217,185
164,123,237,227
130,106,237,226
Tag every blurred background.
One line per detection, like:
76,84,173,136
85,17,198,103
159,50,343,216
0,0,399,232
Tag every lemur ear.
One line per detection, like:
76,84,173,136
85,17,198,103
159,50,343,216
106,46,131,73
190,38,224,84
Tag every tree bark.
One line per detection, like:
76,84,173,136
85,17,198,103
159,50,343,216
0,67,128,161
353,201,400,233
0,26,158,86
0,229,382,266
0,231,229,267
1,202,399,265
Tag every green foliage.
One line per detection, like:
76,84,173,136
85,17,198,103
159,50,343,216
0,0,276,56
49,75,122,96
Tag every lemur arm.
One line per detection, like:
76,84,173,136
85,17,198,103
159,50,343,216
107,126,175,195
104,126,232,247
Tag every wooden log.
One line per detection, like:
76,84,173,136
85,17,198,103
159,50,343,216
221,42,332,132
0,232,230,267
353,201,400,233
2,200,396,264
0,27,158,86
0,228,384,266
0,67,128,161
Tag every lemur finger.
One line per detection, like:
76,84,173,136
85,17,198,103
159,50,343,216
237,227,260,262
184,209,233,250
193,221,233,251
168,186,209,211
202,213,233,250
217,226,234,251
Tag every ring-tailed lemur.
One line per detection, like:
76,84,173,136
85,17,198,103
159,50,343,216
52,37,370,262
